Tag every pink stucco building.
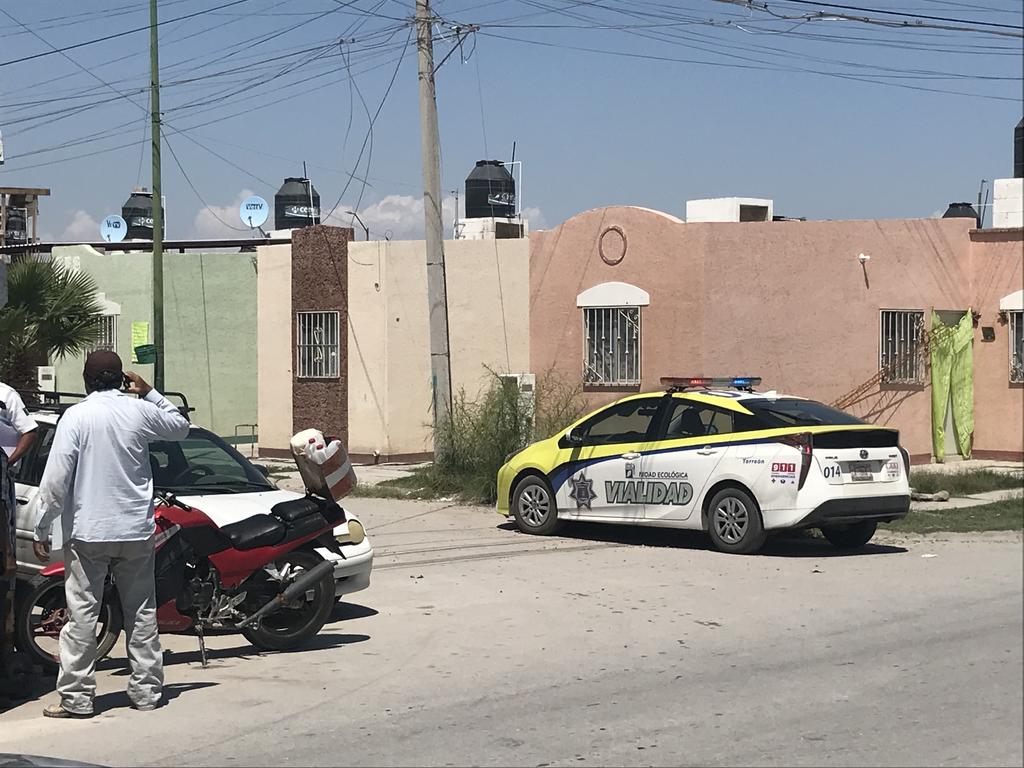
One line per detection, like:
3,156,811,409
530,207,1023,461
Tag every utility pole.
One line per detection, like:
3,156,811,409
150,0,165,391
416,0,453,453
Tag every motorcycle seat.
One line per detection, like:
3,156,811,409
271,497,325,523
221,515,286,551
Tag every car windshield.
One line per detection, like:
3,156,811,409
744,398,864,427
151,428,274,495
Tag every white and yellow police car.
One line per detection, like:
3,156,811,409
497,377,911,554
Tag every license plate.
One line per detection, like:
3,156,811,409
849,461,873,482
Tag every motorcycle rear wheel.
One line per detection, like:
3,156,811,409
15,577,123,674
241,550,334,652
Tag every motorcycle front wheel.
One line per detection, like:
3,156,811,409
241,550,335,652
15,577,123,673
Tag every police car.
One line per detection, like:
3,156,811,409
497,377,911,554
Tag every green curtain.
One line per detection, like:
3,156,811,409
930,311,974,461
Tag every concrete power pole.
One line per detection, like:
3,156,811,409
416,0,453,453
150,0,165,391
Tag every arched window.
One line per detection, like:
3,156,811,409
576,283,650,387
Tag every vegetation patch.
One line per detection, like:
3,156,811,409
883,495,1023,534
910,468,1022,497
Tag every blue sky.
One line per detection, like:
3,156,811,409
0,0,1021,241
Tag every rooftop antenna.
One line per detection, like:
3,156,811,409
303,161,316,224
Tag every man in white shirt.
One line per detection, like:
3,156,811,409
1,380,37,589
1,380,38,465
33,350,190,718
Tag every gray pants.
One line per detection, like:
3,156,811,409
58,538,163,714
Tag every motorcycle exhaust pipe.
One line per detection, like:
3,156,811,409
238,559,335,629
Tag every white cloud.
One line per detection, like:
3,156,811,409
189,189,256,239
522,206,547,231
329,193,546,240
326,193,455,241
61,210,100,243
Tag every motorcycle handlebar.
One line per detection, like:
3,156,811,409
156,490,192,512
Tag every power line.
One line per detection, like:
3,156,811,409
0,0,255,69
772,0,1024,30
324,27,415,221
161,129,251,233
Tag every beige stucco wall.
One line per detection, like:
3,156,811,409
531,207,1023,459
347,238,530,458
969,230,1024,457
256,243,294,453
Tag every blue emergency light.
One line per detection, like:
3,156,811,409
660,376,762,391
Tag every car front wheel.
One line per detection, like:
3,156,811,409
821,520,877,550
706,487,767,554
511,475,562,536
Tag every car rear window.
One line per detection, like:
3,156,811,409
744,398,864,427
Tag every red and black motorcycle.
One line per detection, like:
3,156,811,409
17,492,347,671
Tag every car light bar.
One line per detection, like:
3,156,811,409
660,376,762,390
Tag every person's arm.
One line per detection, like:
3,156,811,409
125,371,190,441
33,415,79,555
4,388,38,464
9,429,36,465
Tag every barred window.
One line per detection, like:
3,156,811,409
1010,311,1023,384
296,311,340,379
879,309,925,384
583,306,641,387
90,315,117,353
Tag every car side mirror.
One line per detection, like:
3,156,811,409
253,464,271,478
565,427,585,446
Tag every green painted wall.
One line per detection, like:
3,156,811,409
51,245,258,442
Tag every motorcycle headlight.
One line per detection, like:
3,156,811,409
336,519,365,546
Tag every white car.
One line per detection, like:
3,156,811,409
12,404,372,597
497,377,911,554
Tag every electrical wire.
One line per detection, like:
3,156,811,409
323,26,415,221
0,0,258,69
161,128,251,232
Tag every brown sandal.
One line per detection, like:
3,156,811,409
43,704,93,719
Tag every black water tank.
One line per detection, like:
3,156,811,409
942,202,979,222
4,195,28,245
274,177,320,230
121,189,163,240
1015,117,1023,179
465,160,515,219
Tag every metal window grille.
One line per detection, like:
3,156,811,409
879,310,925,384
583,307,641,386
90,315,117,353
296,311,340,379
1011,311,1024,384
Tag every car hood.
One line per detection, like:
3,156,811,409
176,488,305,529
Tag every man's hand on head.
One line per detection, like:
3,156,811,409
124,371,153,398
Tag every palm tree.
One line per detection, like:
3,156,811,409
0,259,103,394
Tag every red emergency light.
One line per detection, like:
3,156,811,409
660,376,762,391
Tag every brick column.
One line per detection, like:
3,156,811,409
291,225,351,448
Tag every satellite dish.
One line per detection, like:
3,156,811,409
239,195,269,229
99,214,127,243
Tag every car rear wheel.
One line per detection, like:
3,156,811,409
706,487,767,554
511,475,563,536
821,520,877,550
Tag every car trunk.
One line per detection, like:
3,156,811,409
811,428,905,490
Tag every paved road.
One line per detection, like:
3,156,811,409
1,499,1021,767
